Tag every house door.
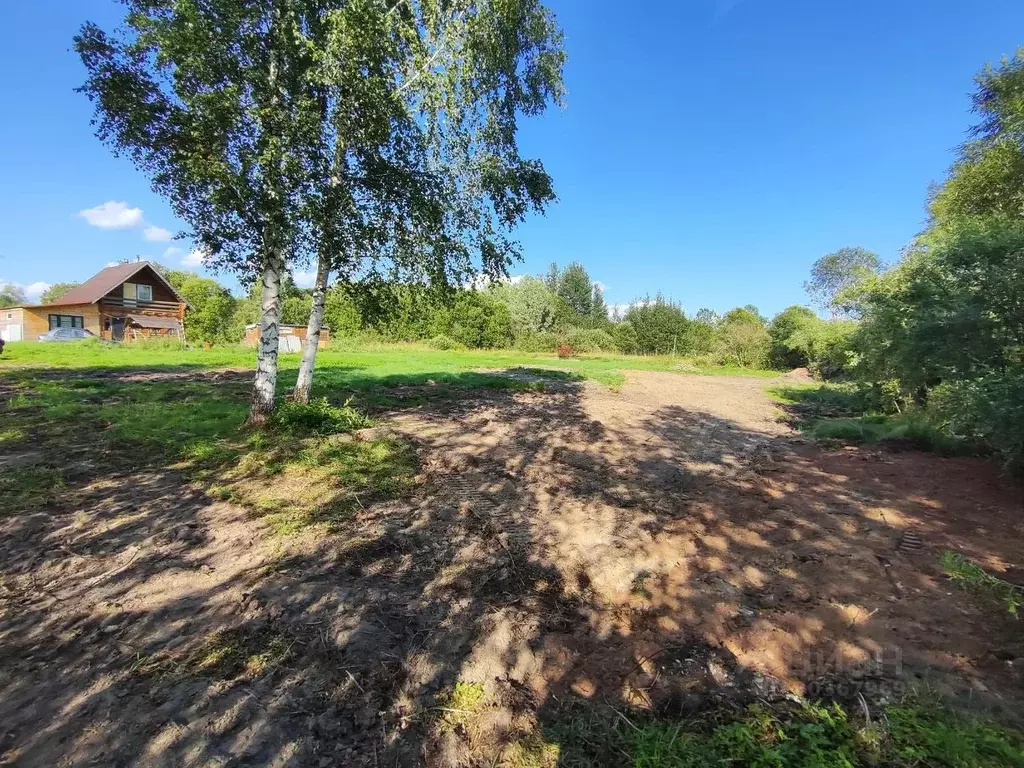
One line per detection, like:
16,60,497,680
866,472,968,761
111,317,125,341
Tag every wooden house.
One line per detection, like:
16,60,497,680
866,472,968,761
0,261,188,342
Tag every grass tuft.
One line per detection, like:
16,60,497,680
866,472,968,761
437,681,488,734
534,696,1024,767
271,396,372,436
942,551,1023,617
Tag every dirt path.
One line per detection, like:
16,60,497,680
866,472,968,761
2,369,1022,766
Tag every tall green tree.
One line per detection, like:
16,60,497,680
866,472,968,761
0,284,25,308
76,0,321,424
175,275,239,346
929,49,1024,228
624,296,690,355
590,284,608,325
769,305,818,369
290,0,567,401
805,247,883,317
556,262,593,318
490,276,559,336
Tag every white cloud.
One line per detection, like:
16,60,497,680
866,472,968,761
593,280,608,293
105,261,120,268
79,201,144,230
162,246,183,259
0,279,50,303
607,303,632,319
293,270,317,289
181,248,206,267
143,225,173,242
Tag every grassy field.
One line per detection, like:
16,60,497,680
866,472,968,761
0,339,779,389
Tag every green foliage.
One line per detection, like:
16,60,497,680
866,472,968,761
723,305,767,327
769,305,818,368
612,322,640,354
855,218,1024,392
942,551,1024,617
281,295,312,327
0,283,26,308
437,681,488,733
930,367,1024,471
714,309,771,368
175,274,240,345
514,331,560,353
805,247,883,316
688,316,718,356
785,315,856,379
544,698,1024,768
427,334,467,351
884,700,1024,767
322,286,363,337
563,328,617,353
807,413,963,454
39,282,80,305
556,262,595,318
590,285,609,325
446,291,514,349
625,296,691,355
272,397,371,437
490,276,560,337
930,49,1024,227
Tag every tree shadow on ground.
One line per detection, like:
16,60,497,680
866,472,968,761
1,365,1023,766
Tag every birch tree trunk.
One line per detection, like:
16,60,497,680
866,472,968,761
293,251,330,403
249,246,285,425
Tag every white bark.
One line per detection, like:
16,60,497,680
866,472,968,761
293,252,330,404
249,247,285,424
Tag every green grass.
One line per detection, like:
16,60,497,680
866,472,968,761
769,383,972,456
530,697,1024,768
0,339,779,389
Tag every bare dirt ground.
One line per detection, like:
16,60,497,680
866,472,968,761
2,369,1023,766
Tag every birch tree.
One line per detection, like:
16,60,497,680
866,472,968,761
291,0,566,402
75,0,318,424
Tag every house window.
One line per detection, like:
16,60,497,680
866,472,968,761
49,314,84,330
137,284,153,302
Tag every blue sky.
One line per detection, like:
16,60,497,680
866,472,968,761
1,0,1022,316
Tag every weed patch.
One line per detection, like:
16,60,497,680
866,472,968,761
436,681,488,734
942,551,1023,617
272,396,372,436
534,697,1024,767
0,465,65,514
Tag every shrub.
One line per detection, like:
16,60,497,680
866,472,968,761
942,551,1023,616
514,331,559,353
427,334,466,351
556,344,576,358
563,328,617,353
713,320,770,368
611,322,640,354
273,397,372,436
930,366,1024,471
624,296,691,355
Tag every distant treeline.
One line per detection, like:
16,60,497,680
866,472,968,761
43,260,834,372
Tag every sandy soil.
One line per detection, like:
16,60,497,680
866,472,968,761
2,369,1022,766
